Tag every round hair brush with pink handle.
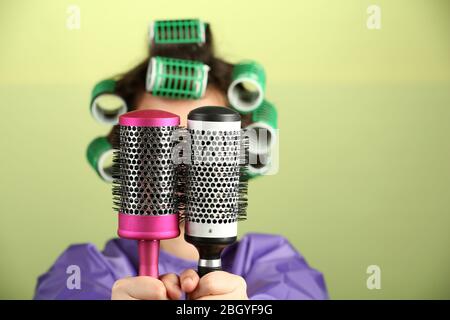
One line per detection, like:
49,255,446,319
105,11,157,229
113,109,181,277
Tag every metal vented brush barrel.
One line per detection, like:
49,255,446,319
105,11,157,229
185,106,244,276
113,109,181,277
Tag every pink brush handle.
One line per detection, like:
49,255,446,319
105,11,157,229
138,240,160,277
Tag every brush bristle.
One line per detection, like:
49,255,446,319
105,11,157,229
108,125,120,150
174,163,188,222
172,127,190,222
110,125,122,213
112,149,122,213
237,132,249,221
112,125,125,214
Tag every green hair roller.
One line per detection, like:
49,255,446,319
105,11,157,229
244,153,272,180
86,136,115,183
146,56,210,99
90,79,127,125
149,19,206,45
228,60,266,114
245,100,278,155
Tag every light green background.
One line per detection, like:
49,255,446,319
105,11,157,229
0,0,449,299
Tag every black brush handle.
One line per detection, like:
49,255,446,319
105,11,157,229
185,235,237,278
197,253,223,277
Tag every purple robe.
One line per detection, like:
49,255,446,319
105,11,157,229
34,233,328,300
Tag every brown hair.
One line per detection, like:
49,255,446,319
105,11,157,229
107,23,237,147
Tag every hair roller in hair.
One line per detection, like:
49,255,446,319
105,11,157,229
86,136,115,183
149,19,206,45
90,79,127,125
146,56,210,100
228,60,266,114
245,99,278,156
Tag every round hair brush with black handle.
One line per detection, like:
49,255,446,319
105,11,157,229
184,106,248,277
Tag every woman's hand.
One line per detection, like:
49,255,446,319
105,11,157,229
180,269,248,300
111,269,248,300
111,274,182,300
